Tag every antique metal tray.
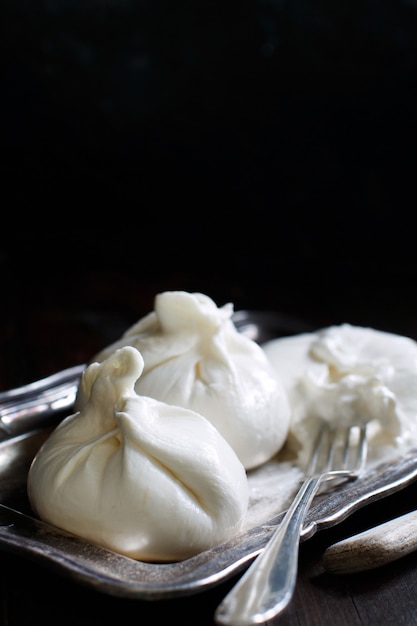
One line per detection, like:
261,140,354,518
1,310,417,600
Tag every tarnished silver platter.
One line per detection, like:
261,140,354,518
1,310,417,600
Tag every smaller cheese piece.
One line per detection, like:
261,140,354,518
263,323,417,467
28,346,249,562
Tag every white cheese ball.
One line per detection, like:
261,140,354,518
263,323,417,467
28,346,249,562
76,291,291,470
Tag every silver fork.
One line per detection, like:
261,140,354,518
214,422,368,626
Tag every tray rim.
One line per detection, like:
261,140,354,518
1,428,417,599
1,308,417,599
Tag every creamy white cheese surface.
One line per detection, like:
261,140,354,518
27,346,249,562
262,323,417,467
76,291,291,470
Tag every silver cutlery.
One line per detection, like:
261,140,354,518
214,422,368,626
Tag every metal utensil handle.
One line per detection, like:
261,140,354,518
323,509,417,574
214,475,322,626
0,364,85,438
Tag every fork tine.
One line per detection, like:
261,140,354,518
306,423,328,475
307,424,352,476
356,423,368,473
342,424,368,474
323,423,368,481
327,426,344,471
330,426,355,472
341,426,351,468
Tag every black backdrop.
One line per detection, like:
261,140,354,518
2,0,417,338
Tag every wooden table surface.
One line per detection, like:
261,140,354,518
1,231,417,626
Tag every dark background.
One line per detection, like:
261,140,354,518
2,0,417,381
2,4,417,623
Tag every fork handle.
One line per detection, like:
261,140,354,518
214,475,322,626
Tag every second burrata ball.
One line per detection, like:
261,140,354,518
75,291,291,470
